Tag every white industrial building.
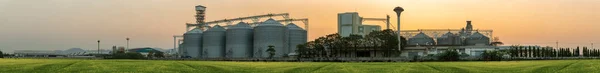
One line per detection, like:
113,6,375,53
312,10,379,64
337,12,386,37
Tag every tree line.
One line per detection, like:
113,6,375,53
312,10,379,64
508,46,600,58
296,29,407,58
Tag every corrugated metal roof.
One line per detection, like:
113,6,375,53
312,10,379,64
468,32,488,38
257,18,283,26
185,28,203,34
286,23,303,30
206,25,226,31
229,22,252,29
411,32,432,38
439,32,454,38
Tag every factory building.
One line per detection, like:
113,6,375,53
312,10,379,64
337,12,385,37
400,20,503,57
177,5,308,59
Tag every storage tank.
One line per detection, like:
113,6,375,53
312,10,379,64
466,32,490,45
408,32,435,46
436,32,455,46
226,22,254,58
202,25,226,58
254,18,287,58
286,23,307,55
182,28,202,58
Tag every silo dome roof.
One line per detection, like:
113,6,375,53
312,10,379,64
286,23,304,30
439,32,453,38
257,18,283,26
185,28,203,34
411,32,432,39
229,22,252,29
206,25,226,31
468,32,488,38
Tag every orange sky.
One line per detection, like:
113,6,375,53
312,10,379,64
0,0,599,52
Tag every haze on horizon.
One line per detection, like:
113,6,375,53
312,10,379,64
1,0,599,53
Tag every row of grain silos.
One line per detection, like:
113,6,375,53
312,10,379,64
407,32,490,46
181,18,307,59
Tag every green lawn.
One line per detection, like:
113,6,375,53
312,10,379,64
0,58,599,73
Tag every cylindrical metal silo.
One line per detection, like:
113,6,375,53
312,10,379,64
466,32,490,45
254,18,287,58
202,25,226,58
286,23,307,55
182,28,203,58
226,22,254,58
408,32,435,46
436,32,455,46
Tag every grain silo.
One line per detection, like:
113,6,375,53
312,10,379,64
436,32,455,46
254,18,287,58
465,32,490,45
182,28,203,58
202,25,226,58
408,32,435,46
286,23,307,55
226,22,254,58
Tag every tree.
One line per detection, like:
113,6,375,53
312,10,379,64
0,50,3,58
583,47,588,57
147,51,154,58
574,47,580,57
437,49,460,61
482,51,503,61
126,52,145,59
366,29,400,57
154,51,164,58
266,45,276,59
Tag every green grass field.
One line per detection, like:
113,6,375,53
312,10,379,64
0,59,599,73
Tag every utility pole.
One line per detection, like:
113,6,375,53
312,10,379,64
97,40,100,55
126,38,130,50
556,41,559,49
386,15,390,29
394,6,404,52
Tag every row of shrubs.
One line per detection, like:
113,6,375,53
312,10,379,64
103,51,164,59
415,50,505,61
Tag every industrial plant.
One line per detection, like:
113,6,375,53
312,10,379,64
175,5,308,59
331,7,508,59
171,4,510,61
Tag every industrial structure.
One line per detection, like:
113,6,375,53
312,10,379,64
337,12,388,37
332,7,505,58
174,5,308,59
400,20,503,57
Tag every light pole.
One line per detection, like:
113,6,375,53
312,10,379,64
394,6,404,52
97,40,100,55
126,38,130,50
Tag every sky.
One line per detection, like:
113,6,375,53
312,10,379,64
1,0,599,53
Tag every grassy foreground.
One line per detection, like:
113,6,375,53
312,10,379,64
0,59,599,73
